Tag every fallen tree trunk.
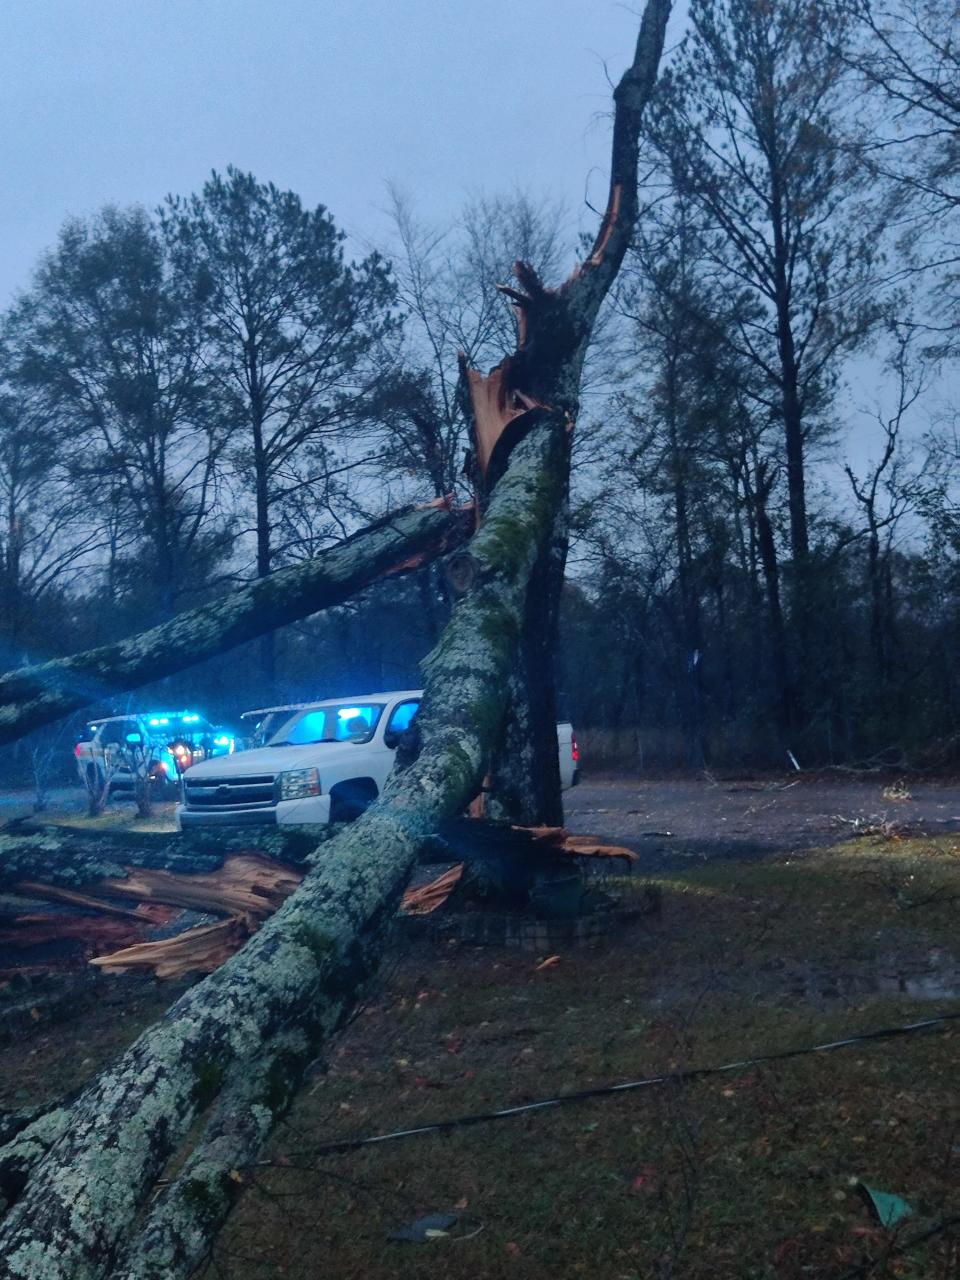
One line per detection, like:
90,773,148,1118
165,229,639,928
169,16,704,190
0,6,671,1273
0,823,324,898
0,417,568,1280
0,500,469,747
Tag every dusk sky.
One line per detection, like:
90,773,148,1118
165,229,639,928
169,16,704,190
0,1,931,471
0,0,689,305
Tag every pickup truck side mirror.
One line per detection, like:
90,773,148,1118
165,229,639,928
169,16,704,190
125,732,144,745
383,728,401,750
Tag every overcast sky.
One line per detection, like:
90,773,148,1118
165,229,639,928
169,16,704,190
0,0,934,478
0,0,691,304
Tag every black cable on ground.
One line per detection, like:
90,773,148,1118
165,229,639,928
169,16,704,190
260,1010,960,1162
834,1213,960,1279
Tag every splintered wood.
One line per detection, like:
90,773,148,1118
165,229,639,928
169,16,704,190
91,917,255,980
519,826,639,861
399,824,639,916
2,854,303,982
401,863,464,915
4,832,637,976
465,364,543,479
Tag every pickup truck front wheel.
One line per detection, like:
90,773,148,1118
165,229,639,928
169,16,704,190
328,778,378,824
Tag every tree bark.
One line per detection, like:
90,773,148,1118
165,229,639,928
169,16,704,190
753,463,794,738
461,0,671,818
0,827,225,893
0,500,469,748
0,418,569,1280
0,7,672,1273
486,498,569,824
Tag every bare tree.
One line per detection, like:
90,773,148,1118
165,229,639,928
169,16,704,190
371,186,569,506
0,380,100,663
11,207,230,623
163,169,398,683
845,329,929,680
647,0,881,617
838,0,960,352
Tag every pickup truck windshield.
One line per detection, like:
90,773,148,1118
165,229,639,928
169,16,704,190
269,703,385,747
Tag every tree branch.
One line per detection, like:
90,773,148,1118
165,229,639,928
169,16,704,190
0,500,470,746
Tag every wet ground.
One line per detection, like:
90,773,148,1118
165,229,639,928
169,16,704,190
564,774,960,868
3,778,959,1279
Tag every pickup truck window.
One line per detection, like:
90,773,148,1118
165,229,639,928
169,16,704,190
99,720,135,746
269,703,385,747
386,700,420,735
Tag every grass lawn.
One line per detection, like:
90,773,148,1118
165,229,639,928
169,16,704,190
3,829,958,1278
197,833,960,1280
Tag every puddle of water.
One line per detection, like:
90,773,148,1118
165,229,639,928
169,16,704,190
787,961,960,1003
650,952,960,1009
782,949,960,1003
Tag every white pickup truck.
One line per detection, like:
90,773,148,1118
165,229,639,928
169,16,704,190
176,689,579,829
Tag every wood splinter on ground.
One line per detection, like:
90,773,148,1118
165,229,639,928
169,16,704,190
400,826,639,916
3,854,305,982
4,832,637,973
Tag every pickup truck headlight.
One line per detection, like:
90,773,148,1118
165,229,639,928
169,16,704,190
278,767,321,801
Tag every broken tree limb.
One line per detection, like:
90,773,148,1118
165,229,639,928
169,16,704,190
464,0,670,493
92,855,303,919
0,415,568,1280
0,822,322,895
0,500,470,747
90,917,256,981
564,0,671,311
0,8,672,1272
459,0,670,822
2,844,307,981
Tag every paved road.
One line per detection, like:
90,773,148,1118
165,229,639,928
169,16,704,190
5,776,960,870
564,775,960,868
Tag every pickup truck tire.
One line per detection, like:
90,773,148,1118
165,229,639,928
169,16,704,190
328,778,378,824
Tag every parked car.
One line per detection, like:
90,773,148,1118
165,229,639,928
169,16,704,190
76,711,235,800
177,690,580,829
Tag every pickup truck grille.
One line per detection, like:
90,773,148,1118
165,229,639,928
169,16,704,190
183,774,275,811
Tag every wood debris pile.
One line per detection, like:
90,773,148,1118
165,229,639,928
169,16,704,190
1,821,638,978
1,852,303,982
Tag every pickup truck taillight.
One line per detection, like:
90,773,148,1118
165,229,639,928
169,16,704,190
571,732,580,763
74,744,84,758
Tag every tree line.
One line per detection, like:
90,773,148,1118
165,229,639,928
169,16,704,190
2,0,959,777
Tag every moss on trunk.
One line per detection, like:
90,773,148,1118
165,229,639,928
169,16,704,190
0,420,568,1280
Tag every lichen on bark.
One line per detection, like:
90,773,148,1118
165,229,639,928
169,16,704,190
0,419,568,1280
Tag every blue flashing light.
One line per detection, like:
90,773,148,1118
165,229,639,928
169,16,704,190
183,714,200,723
213,735,230,746
149,718,160,725
338,707,362,720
